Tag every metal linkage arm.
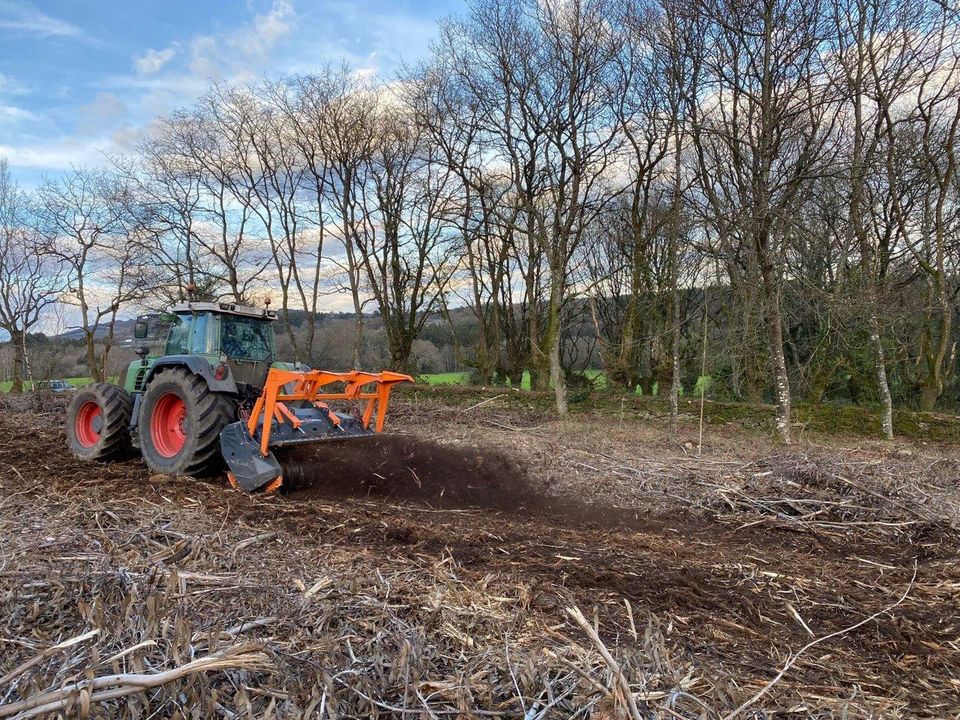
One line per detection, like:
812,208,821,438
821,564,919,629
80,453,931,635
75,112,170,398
246,369,414,457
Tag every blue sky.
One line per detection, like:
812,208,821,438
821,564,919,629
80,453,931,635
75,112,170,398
0,0,459,187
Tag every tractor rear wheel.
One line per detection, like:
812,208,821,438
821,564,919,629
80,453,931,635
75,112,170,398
138,368,235,476
66,383,133,460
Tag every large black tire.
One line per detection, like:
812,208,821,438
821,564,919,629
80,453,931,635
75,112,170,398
66,383,133,460
138,367,236,476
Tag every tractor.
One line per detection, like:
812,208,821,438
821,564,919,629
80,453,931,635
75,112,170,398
65,301,412,491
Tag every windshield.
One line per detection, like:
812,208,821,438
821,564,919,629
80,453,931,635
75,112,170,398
165,315,190,355
219,315,275,361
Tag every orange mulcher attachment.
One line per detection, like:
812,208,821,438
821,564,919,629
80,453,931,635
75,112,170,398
219,368,413,492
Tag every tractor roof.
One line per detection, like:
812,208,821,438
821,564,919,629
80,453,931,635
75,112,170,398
171,301,278,320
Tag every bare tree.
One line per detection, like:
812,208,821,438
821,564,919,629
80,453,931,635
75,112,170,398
356,109,459,372
406,57,519,384
831,0,919,437
435,0,624,412
691,0,841,442
596,0,674,394
221,82,321,363
432,0,551,390
287,68,379,368
39,167,150,381
0,159,65,392
125,139,211,305
158,95,272,303
870,3,960,411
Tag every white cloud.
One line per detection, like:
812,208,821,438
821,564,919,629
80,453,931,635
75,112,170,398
351,66,379,83
76,92,127,136
133,46,177,75
188,0,296,80
0,71,27,95
235,0,295,57
189,35,221,79
0,1,82,38
0,104,36,123
0,137,105,169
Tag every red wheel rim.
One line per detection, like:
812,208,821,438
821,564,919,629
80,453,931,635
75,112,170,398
75,401,101,447
151,393,187,458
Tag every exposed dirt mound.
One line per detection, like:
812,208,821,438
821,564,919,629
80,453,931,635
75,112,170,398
0,389,69,415
277,434,657,531
278,434,531,509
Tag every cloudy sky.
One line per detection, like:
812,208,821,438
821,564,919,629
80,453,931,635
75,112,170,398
0,0,455,187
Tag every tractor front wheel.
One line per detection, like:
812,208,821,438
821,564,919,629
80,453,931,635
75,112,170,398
138,368,235,476
66,383,133,460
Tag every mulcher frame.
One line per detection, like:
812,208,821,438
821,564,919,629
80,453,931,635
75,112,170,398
246,368,414,459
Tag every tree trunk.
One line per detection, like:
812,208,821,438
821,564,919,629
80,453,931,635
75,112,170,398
101,343,111,384
847,21,894,439
757,230,791,444
549,324,568,416
388,324,416,376
761,273,791,444
668,126,683,428
868,311,894,438
669,295,681,427
919,275,953,412
724,260,764,403
543,261,566,410
474,337,495,386
527,219,548,392
281,313,302,364
9,329,24,394
530,323,551,392
352,313,364,370
85,331,104,383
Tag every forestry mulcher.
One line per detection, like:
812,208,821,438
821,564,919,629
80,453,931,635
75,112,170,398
65,301,412,492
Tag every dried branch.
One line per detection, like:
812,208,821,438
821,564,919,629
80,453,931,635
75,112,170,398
0,643,269,720
722,562,919,720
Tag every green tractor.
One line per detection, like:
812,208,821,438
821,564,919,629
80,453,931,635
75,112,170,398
65,301,411,491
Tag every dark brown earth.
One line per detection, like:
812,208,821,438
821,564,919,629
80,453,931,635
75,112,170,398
279,435,667,533
1,389,959,718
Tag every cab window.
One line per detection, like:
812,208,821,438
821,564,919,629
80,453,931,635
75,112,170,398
220,316,274,361
189,313,218,355
165,315,190,355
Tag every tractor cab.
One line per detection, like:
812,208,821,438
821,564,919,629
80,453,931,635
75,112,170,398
163,303,276,361
132,302,279,391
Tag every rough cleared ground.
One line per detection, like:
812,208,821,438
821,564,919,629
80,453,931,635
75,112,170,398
0,388,958,718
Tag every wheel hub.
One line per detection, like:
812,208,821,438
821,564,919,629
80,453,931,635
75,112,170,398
75,401,102,448
151,393,188,458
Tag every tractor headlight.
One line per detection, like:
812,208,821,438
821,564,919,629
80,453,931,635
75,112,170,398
213,363,228,381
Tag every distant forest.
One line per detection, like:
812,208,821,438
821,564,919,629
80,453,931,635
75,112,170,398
4,273,960,417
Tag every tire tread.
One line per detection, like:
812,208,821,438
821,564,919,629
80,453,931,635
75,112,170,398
139,368,235,476
66,383,133,460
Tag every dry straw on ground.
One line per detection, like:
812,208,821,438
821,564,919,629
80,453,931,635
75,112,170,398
1,389,957,718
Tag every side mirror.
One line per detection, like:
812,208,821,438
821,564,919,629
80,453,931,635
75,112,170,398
134,320,149,339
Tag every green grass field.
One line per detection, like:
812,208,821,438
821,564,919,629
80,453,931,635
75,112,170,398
0,377,92,393
416,371,472,386
416,369,706,395
418,370,607,390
